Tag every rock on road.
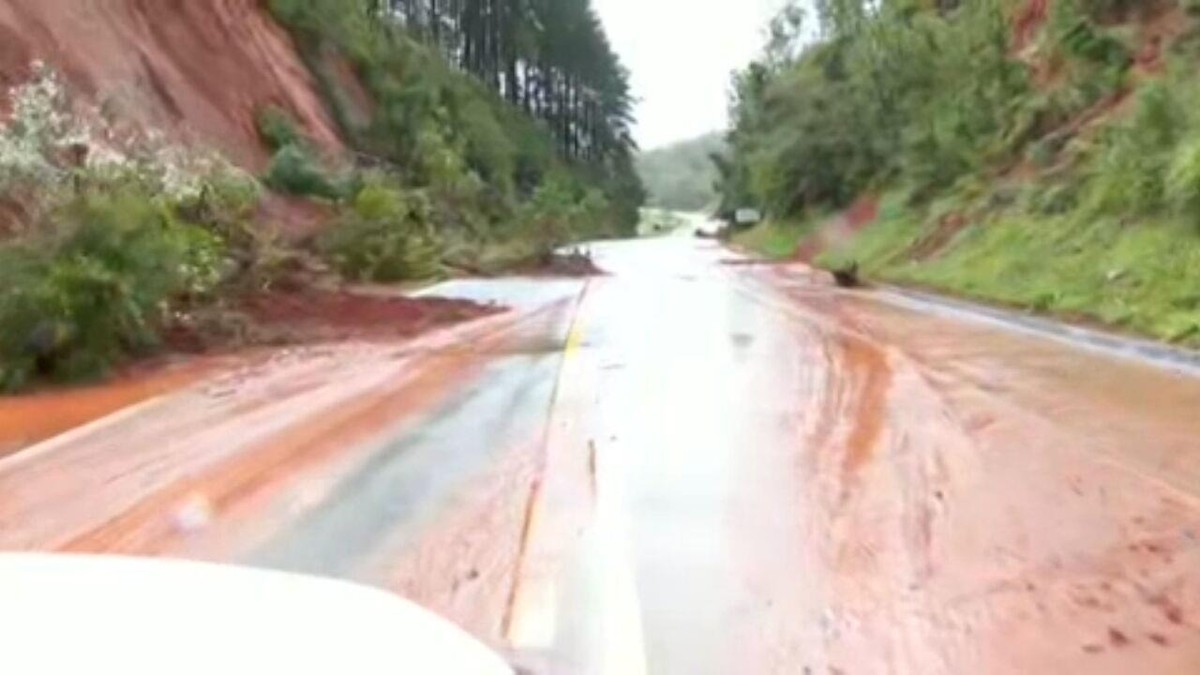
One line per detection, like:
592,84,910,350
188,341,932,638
2,230,1200,673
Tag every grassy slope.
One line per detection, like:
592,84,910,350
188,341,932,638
730,220,810,259
822,191,1200,346
800,5,1200,347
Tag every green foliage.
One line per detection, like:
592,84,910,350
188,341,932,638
267,0,644,258
719,0,1028,219
1053,0,1134,68
264,144,345,201
1082,80,1189,217
888,212,1200,345
1166,137,1200,224
0,64,272,390
0,186,226,390
731,220,811,260
729,0,1200,346
824,68,1200,345
1077,0,1142,19
256,106,304,152
319,182,442,282
174,165,263,255
517,175,611,256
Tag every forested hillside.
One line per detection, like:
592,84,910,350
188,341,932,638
0,0,641,390
637,132,725,212
272,0,644,246
722,0,1200,345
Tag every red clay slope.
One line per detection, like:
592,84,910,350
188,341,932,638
0,0,342,170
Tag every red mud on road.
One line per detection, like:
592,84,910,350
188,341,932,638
0,290,495,460
740,264,1200,674
234,290,496,342
0,336,473,552
8,248,1200,674
0,289,502,550
164,289,497,353
0,361,213,459
0,293,571,650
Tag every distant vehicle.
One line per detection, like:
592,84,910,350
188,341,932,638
735,208,762,226
0,555,513,675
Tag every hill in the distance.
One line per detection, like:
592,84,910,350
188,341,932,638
637,132,725,213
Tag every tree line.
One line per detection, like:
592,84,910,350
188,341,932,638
716,0,1030,219
373,0,636,170
714,0,1170,222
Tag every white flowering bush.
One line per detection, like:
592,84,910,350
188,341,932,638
0,62,259,206
0,64,265,391
0,61,83,189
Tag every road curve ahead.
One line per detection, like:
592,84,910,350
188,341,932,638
3,233,1200,674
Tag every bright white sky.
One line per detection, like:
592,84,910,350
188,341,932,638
594,0,787,150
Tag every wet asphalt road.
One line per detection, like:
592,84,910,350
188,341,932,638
5,228,1200,673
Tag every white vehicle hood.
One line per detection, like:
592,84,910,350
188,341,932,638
0,554,512,674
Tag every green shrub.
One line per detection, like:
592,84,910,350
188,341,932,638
1030,182,1081,215
320,182,442,281
173,162,263,255
0,189,226,390
1058,19,1132,69
264,144,344,200
518,176,585,255
256,106,303,152
1082,83,1186,216
1167,135,1200,226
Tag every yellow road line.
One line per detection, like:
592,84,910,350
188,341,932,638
506,280,648,674
505,282,592,651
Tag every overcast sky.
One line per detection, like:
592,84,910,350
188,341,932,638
594,0,786,150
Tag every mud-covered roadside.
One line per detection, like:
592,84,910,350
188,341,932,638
0,288,498,459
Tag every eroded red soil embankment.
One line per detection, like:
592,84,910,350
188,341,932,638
0,0,341,169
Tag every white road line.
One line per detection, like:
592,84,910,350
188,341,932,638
591,440,647,675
